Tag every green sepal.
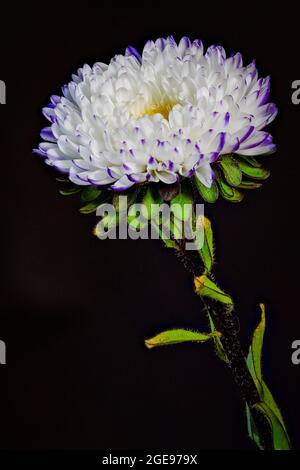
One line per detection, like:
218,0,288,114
219,155,242,187
142,185,163,220
237,154,262,168
113,186,140,211
59,187,82,196
127,205,148,231
170,180,193,222
194,275,233,306
193,176,219,203
237,181,262,190
81,186,102,203
80,200,103,214
238,161,270,180
215,170,244,202
145,328,221,349
79,191,112,214
196,216,214,273
56,176,70,183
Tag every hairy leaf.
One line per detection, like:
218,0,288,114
194,275,233,306
145,328,221,349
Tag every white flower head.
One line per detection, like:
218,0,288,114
35,36,277,194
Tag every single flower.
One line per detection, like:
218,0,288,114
34,36,277,202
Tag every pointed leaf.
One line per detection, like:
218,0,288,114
247,303,265,388
246,304,291,448
194,275,233,306
252,402,291,450
145,328,221,349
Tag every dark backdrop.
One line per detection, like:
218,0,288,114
0,8,299,450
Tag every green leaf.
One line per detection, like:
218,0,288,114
219,155,242,187
59,187,82,196
238,161,270,180
208,313,229,363
237,181,262,190
246,304,291,449
145,328,221,349
194,275,233,306
252,402,291,450
215,170,244,202
81,186,102,202
247,303,265,392
193,177,219,203
196,216,214,272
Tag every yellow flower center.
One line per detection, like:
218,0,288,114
131,97,176,120
144,99,175,120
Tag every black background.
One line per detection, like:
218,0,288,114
0,7,299,450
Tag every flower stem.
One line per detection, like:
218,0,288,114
175,243,273,449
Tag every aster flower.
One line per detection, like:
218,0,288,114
34,37,290,451
35,36,277,203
